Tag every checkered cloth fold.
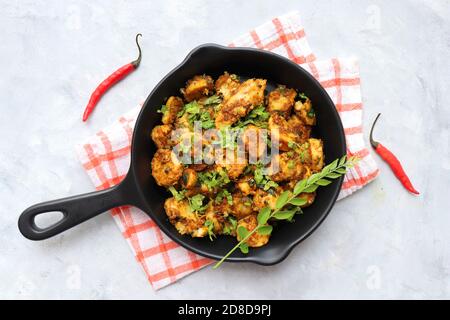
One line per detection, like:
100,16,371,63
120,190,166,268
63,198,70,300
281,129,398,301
76,11,379,290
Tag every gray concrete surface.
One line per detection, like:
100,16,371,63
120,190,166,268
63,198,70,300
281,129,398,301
0,0,449,299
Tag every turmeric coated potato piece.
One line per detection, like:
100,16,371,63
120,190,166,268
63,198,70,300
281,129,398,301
287,114,312,145
308,138,324,171
151,124,173,149
164,197,207,237
268,152,304,182
268,113,301,151
181,75,214,102
237,214,270,247
294,97,316,126
151,149,183,187
230,192,254,219
297,138,324,172
215,72,240,101
162,96,184,125
298,192,316,208
242,125,268,160
236,175,257,196
205,205,226,234
253,188,280,211
217,150,248,181
267,86,297,115
215,78,267,128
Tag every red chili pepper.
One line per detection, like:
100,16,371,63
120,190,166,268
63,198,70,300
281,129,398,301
82,34,142,122
369,113,419,195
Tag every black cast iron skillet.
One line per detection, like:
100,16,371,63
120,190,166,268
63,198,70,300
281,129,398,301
19,44,346,265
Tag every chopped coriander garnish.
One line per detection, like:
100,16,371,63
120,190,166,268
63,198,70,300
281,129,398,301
298,92,309,102
215,189,233,205
235,105,269,128
263,180,279,191
203,95,222,106
188,194,207,213
307,107,315,118
287,160,295,169
198,169,230,191
157,104,168,115
288,141,299,149
199,111,215,129
254,163,265,185
222,216,237,235
230,74,240,82
168,186,185,201
204,220,216,241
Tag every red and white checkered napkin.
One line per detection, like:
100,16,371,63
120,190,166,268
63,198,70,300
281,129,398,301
76,11,379,290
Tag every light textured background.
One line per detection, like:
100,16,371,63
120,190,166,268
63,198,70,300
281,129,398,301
0,0,449,299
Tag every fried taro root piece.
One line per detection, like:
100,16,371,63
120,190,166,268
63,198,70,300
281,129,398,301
215,72,240,101
181,75,214,102
164,197,207,237
287,114,311,145
268,113,301,151
162,96,184,125
151,149,183,187
266,86,297,115
297,138,325,172
151,124,173,149
268,152,304,182
294,95,316,126
215,78,267,128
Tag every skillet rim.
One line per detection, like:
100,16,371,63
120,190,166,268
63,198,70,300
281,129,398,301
128,43,346,265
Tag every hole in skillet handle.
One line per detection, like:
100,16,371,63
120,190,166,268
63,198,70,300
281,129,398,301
34,211,66,230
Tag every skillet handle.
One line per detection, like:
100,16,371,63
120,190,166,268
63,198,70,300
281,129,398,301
18,183,130,241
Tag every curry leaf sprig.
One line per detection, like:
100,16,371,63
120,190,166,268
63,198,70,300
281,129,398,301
213,155,359,269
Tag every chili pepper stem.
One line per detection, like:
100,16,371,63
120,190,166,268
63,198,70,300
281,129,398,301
369,113,381,148
131,34,142,68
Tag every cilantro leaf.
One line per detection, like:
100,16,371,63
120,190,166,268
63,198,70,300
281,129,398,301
168,187,186,201
188,194,207,212
215,189,233,205
204,220,216,241
203,95,222,106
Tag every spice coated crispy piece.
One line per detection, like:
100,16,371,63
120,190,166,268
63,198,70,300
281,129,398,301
236,174,257,196
268,113,301,151
215,78,267,128
216,150,248,180
268,152,304,182
306,138,325,171
242,125,268,159
294,98,316,126
287,114,312,145
162,96,184,125
253,188,280,211
151,124,173,149
266,86,297,115
215,72,241,101
182,75,214,102
205,205,227,234
164,197,207,237
230,192,255,220
151,149,183,187
237,214,270,247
